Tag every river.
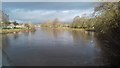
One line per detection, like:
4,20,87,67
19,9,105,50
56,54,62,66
2,28,120,66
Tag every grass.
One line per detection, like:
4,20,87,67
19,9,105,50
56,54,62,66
41,27,85,31
41,27,96,32
0,28,36,34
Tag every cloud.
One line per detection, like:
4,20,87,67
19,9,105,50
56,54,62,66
3,2,96,10
8,8,94,23
1,0,97,2
3,0,119,2
3,2,98,23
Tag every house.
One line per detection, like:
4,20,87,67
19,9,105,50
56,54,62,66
7,23,15,29
15,24,26,28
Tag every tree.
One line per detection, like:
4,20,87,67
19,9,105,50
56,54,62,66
24,24,30,29
93,2,120,34
13,21,19,26
71,16,81,28
53,18,59,28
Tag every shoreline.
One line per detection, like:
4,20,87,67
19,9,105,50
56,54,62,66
0,28,36,34
40,27,95,31
0,27,95,34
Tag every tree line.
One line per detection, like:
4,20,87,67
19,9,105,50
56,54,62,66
41,2,120,36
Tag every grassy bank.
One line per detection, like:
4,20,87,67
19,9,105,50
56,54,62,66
0,28,36,34
85,28,95,32
40,27,95,31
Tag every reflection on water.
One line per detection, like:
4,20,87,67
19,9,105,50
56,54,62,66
2,28,120,66
0,34,2,67
95,33,120,66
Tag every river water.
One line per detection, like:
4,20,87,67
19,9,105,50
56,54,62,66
2,28,120,66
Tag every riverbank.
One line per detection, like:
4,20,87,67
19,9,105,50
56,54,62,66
40,27,95,31
0,28,36,34
85,28,95,32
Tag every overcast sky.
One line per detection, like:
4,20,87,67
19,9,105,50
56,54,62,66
2,2,99,23
2,0,119,2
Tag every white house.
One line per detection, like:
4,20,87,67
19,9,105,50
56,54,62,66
15,25,25,28
7,23,15,28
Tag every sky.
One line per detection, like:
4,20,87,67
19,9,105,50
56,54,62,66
2,2,99,23
2,0,120,2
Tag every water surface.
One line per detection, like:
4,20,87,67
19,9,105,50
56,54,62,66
2,28,120,66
